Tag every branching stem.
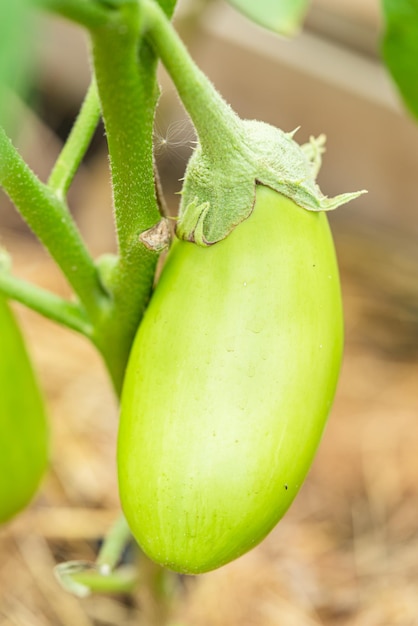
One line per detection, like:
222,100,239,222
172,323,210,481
0,126,107,320
0,271,93,337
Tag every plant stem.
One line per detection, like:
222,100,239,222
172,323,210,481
86,5,165,393
90,9,161,255
54,560,138,597
140,0,242,157
48,79,101,200
0,126,107,320
70,566,138,595
96,515,132,572
0,271,93,336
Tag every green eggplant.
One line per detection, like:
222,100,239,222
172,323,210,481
118,184,343,574
0,297,48,524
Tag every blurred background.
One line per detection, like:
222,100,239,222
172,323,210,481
1,0,418,624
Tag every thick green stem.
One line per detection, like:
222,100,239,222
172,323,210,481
0,126,107,319
86,6,164,394
141,0,242,157
48,79,101,200
0,271,93,336
90,14,160,254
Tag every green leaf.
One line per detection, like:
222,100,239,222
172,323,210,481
226,0,310,36
0,1,26,86
0,0,32,125
381,0,418,120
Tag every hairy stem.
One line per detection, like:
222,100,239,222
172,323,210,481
0,126,107,319
86,4,165,393
0,271,93,336
90,13,160,254
48,79,101,200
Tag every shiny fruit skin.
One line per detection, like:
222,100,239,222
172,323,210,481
0,298,48,524
118,184,343,574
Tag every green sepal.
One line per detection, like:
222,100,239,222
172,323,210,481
177,120,366,246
